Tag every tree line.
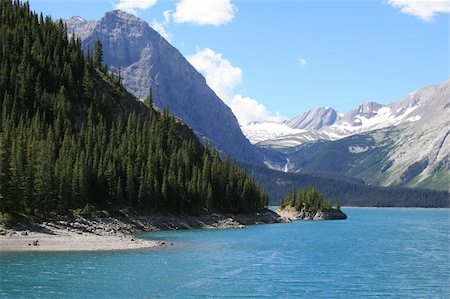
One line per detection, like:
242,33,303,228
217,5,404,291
241,163,449,208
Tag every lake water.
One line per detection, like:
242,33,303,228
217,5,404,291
1,208,449,298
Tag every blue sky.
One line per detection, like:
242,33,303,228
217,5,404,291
28,0,449,122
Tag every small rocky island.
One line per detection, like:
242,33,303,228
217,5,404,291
276,188,347,220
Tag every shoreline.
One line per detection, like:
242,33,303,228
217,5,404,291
0,210,284,252
276,207,347,220
341,206,450,210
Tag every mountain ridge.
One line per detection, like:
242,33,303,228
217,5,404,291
244,80,448,148
285,106,340,130
66,10,263,164
252,79,450,190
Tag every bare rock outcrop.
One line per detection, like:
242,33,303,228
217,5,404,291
276,206,347,221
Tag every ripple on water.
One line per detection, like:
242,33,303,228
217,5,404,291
0,208,449,298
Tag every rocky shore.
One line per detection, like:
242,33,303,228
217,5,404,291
276,206,347,221
0,209,284,252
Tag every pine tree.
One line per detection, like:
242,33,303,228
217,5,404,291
144,86,153,108
93,39,103,70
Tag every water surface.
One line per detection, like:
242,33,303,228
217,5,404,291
1,208,449,298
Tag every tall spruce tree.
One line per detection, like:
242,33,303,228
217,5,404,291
93,40,103,70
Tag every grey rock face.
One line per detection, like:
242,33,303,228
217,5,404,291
66,10,262,164
66,16,97,40
313,209,347,220
339,101,384,126
285,107,340,130
285,80,450,190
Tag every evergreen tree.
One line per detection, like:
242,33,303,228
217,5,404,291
144,86,153,108
280,187,335,212
93,39,103,70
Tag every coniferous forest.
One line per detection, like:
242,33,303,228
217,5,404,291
279,188,337,212
0,0,268,222
242,163,449,208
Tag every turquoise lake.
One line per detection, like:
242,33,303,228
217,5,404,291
1,208,449,298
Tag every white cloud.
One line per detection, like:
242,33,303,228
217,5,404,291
188,48,283,123
298,58,307,66
115,0,158,14
163,10,172,24
388,0,450,22
151,20,172,42
172,0,236,26
188,48,241,102
230,95,283,124
114,2,174,44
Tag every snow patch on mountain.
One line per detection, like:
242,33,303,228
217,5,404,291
245,91,428,148
330,103,421,135
256,79,450,190
241,122,305,144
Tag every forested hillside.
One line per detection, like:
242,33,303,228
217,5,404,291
242,163,449,208
0,0,268,223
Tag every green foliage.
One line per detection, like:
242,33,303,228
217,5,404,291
72,203,95,218
96,210,110,218
409,169,450,191
144,86,153,108
94,40,103,70
280,187,332,212
0,212,16,227
81,203,95,218
0,0,268,219
241,163,450,208
399,159,428,184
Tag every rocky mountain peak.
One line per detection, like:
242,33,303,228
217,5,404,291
66,16,97,40
68,16,86,23
101,10,149,31
337,101,384,126
104,9,140,21
357,101,383,117
285,106,340,130
66,10,263,164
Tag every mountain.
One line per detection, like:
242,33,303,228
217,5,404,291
245,80,444,149
0,0,268,222
250,95,429,149
323,98,422,137
241,107,342,147
65,11,262,164
257,80,450,191
240,121,307,145
285,107,340,130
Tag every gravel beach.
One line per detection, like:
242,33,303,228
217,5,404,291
0,210,284,252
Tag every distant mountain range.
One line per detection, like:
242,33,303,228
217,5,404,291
66,11,263,164
242,93,437,149
65,11,448,192
245,80,450,191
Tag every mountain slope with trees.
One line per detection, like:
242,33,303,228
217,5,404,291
241,163,449,208
0,0,268,224
65,10,263,165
